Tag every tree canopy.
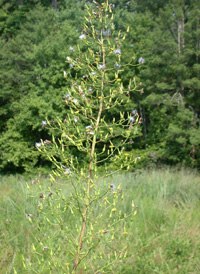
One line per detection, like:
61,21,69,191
0,0,199,173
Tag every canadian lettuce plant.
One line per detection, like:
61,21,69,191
26,1,141,273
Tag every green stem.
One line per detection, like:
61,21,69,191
73,29,105,271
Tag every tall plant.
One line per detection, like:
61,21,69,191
26,1,141,273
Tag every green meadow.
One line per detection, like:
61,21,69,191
1,168,200,274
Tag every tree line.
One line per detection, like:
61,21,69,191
0,0,199,173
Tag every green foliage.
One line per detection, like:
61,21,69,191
1,169,200,273
0,0,200,173
25,2,141,272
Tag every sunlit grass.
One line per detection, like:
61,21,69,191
0,168,200,273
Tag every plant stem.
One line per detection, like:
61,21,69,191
73,30,105,271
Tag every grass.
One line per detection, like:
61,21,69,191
0,168,200,273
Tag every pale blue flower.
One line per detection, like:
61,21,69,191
65,94,71,100
131,109,137,115
114,49,121,55
79,34,86,40
42,121,47,126
35,142,42,147
70,62,75,68
138,57,145,64
72,98,78,104
69,46,74,51
86,125,93,130
114,63,121,70
64,168,71,175
110,184,116,191
98,64,104,70
74,116,78,123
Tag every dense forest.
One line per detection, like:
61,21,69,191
0,0,199,173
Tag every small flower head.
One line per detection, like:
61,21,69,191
98,64,104,70
130,116,135,123
110,184,116,191
70,62,75,68
40,193,46,199
42,121,47,127
72,98,78,104
91,71,96,76
64,168,71,175
114,62,121,71
138,57,145,64
74,116,78,123
66,56,71,61
69,46,74,51
102,29,111,36
43,246,48,251
79,34,86,40
35,142,42,147
64,94,71,100
114,48,121,56
44,139,51,145
86,125,93,130
132,109,137,115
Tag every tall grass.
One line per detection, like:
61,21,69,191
0,168,200,273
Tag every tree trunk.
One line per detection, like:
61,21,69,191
52,0,57,11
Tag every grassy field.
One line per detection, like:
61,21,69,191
0,168,200,273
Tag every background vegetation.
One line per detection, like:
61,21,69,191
0,0,199,174
1,169,200,273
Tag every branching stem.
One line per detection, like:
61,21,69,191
73,29,105,271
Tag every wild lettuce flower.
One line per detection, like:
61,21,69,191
88,87,93,92
130,117,135,123
42,121,47,127
78,85,83,93
79,34,86,40
35,142,42,147
65,94,71,100
70,62,75,68
74,116,78,123
69,46,74,51
102,29,111,36
91,71,96,76
66,56,71,61
114,49,121,55
131,109,137,115
114,63,121,71
64,168,71,175
72,98,78,104
98,64,104,70
138,57,145,64
86,125,93,130
110,184,116,191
